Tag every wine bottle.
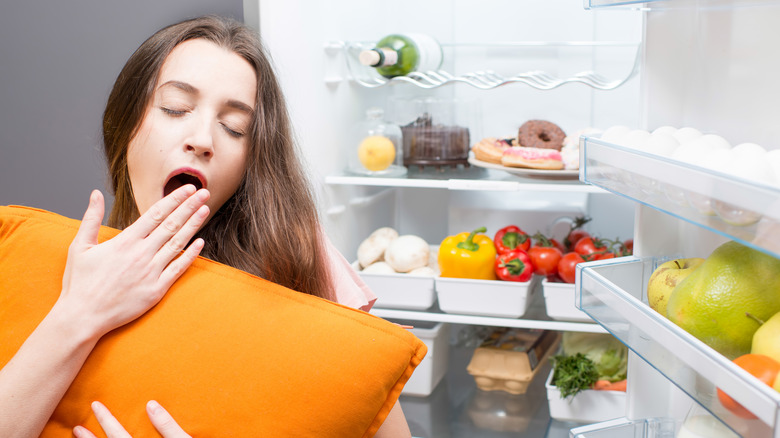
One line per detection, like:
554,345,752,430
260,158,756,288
358,33,443,79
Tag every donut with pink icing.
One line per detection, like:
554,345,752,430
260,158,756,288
501,146,564,170
472,137,512,164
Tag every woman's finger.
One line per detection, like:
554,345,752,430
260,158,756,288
145,189,210,255
90,401,132,438
71,190,105,250
147,400,191,437
72,425,98,438
124,184,197,240
157,236,205,290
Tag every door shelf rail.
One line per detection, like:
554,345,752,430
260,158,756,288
585,0,780,10
580,135,780,259
576,256,780,437
327,40,641,91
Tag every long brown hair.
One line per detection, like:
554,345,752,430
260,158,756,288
102,15,334,300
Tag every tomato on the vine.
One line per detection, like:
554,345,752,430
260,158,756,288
558,252,589,284
528,246,563,276
565,230,590,251
717,354,780,419
550,238,566,254
594,252,616,261
574,237,609,256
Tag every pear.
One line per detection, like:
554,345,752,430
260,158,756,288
666,241,780,360
752,311,780,364
647,258,705,315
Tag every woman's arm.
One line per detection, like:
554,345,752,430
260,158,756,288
0,186,209,437
374,401,412,438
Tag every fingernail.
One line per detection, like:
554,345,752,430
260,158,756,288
73,425,85,437
147,400,161,414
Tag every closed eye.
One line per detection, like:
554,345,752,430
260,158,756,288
221,123,245,138
160,107,187,116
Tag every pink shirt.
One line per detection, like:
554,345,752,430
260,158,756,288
322,234,377,312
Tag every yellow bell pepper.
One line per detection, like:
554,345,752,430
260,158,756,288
438,227,497,280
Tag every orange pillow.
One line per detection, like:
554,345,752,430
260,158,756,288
0,205,427,437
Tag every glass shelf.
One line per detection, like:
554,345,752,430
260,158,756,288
584,0,654,9
330,41,640,90
326,166,605,193
580,135,780,259
371,286,606,334
576,256,780,437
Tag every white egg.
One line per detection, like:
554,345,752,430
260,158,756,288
731,142,766,158
673,127,703,144
766,150,780,187
699,148,733,173
601,125,631,144
623,129,651,150
671,143,704,165
645,133,680,157
727,152,775,185
652,126,677,136
684,134,731,152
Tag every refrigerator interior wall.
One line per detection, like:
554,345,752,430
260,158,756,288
250,0,643,256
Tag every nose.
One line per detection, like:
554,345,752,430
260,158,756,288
185,117,215,158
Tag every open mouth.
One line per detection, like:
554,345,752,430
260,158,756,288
163,171,206,197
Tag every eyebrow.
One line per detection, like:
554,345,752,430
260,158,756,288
159,80,255,115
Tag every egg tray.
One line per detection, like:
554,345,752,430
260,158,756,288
467,328,560,395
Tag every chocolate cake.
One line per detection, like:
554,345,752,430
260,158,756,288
401,113,470,168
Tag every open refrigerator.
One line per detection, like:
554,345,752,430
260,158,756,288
245,0,780,437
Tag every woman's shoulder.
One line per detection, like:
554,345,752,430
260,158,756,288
321,232,377,312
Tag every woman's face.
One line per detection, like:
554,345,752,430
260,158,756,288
127,38,256,224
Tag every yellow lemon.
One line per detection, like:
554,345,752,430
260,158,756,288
752,311,780,364
358,136,396,171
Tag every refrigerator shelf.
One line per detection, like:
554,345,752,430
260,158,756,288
331,41,640,90
580,135,780,259
371,280,606,334
576,256,780,437
325,169,604,193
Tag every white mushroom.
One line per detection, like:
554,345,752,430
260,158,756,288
357,227,399,268
361,261,396,274
408,266,436,277
384,235,430,273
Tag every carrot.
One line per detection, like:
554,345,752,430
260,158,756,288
592,379,627,392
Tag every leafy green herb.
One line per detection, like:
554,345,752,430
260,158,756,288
551,353,599,399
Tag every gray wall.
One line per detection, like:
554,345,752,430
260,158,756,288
0,1,244,219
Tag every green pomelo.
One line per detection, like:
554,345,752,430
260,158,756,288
666,241,780,360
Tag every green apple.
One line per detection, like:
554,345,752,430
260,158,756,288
646,258,704,315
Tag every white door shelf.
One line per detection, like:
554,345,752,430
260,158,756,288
580,135,780,259
575,256,780,437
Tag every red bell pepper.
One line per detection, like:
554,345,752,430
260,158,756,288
494,225,531,254
494,249,534,282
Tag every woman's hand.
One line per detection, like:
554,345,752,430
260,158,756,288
72,401,190,438
54,185,210,340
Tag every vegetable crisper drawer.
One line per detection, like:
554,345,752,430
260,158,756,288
575,257,780,438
